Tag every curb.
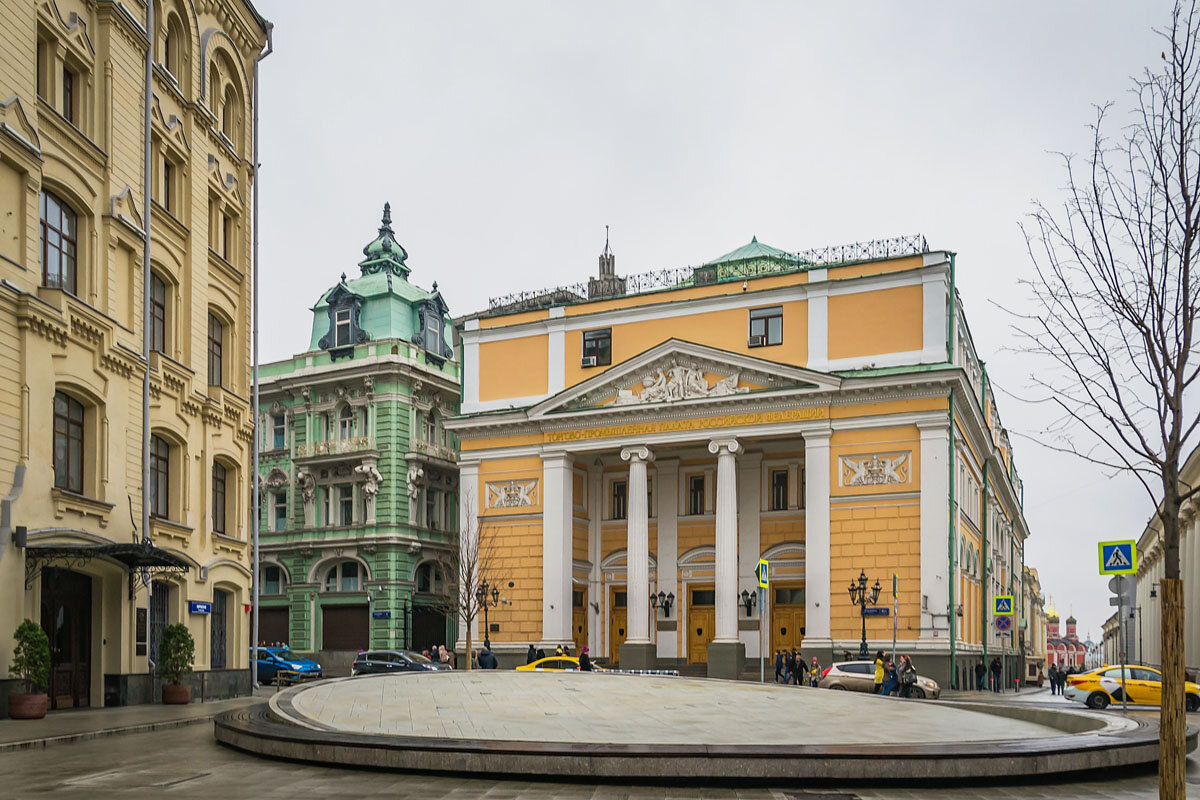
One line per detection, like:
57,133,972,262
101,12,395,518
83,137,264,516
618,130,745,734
0,705,255,753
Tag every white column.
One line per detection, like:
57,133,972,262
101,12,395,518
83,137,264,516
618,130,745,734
803,428,832,644
655,458,680,659
918,420,950,640
738,451,762,656
542,453,574,646
709,438,742,643
587,464,602,656
458,462,480,648
621,446,654,645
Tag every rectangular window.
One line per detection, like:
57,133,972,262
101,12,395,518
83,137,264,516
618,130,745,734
611,479,627,520
691,589,715,606
339,485,353,526
425,489,437,530
272,414,285,449
40,191,77,294
221,213,232,261
582,328,612,366
340,561,358,592
749,306,783,347
572,590,584,608
423,309,442,353
263,565,282,595
53,391,84,494
273,491,287,532
62,66,74,124
162,159,174,213
150,273,166,353
770,469,788,511
774,587,805,605
334,307,351,347
688,475,705,516
614,591,627,608
207,313,223,387
150,435,170,518
212,462,227,534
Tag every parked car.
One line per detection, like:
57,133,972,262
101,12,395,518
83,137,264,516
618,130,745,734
515,656,601,672
252,647,322,683
1063,664,1200,710
351,649,452,676
817,660,940,699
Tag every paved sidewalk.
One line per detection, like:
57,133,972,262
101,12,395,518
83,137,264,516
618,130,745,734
0,694,261,751
938,686,1065,703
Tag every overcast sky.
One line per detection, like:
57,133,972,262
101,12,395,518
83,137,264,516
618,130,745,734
250,0,1174,647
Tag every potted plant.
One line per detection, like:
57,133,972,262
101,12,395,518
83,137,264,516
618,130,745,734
158,623,195,705
8,619,50,719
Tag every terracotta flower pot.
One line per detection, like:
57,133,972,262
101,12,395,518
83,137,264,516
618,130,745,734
7,692,48,720
162,684,191,705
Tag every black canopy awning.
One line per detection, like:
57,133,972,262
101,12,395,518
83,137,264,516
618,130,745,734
25,541,192,597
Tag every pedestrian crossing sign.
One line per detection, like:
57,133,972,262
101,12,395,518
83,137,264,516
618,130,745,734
1098,540,1137,575
993,595,1014,616
756,559,769,589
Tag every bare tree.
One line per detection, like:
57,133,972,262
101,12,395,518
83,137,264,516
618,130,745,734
431,494,503,671
1014,3,1200,795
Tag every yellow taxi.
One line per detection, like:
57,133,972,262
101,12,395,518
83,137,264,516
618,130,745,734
1064,665,1200,710
515,656,601,672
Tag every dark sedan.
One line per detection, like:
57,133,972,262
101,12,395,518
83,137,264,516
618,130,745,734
351,649,452,676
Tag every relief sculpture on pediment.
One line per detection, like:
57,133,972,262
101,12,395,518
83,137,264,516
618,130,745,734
613,365,749,405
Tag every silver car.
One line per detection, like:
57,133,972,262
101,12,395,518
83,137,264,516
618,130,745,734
817,660,940,699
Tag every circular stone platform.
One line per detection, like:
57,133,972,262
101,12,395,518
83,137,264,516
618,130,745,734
214,672,1189,782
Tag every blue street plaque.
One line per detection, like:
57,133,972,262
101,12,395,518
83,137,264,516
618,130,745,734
862,607,890,617
188,601,212,615
372,611,392,619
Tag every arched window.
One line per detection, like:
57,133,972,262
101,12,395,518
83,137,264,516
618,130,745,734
150,434,170,518
212,461,227,534
208,63,220,109
416,562,444,594
53,390,85,493
339,405,355,439
324,561,361,592
261,564,286,595
40,190,78,293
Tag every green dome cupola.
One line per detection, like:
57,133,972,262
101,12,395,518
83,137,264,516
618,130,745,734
358,202,410,277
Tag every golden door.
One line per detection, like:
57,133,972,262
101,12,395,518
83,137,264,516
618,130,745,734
770,606,806,655
688,608,715,664
609,589,627,663
573,607,587,651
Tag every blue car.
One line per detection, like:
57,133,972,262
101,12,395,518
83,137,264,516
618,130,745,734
252,646,322,683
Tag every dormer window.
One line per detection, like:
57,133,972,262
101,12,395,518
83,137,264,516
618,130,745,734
318,283,368,360
423,309,443,353
413,289,452,365
335,307,351,347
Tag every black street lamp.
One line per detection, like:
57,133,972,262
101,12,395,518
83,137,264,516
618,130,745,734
740,589,757,617
847,569,882,658
475,580,501,649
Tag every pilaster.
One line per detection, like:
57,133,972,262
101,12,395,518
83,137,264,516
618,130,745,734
541,453,574,647
737,450,762,657
919,420,950,642
654,458,680,660
803,427,832,646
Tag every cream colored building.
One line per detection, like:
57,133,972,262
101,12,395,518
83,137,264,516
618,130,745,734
0,0,269,712
1022,566,1046,682
1135,444,1200,675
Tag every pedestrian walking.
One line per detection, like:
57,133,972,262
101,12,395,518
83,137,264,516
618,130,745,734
579,646,593,671
881,656,899,696
898,655,918,698
989,656,1002,693
430,645,441,664
1048,664,1058,695
873,650,885,694
809,656,821,687
791,651,805,685
784,649,795,684
774,650,784,683
439,645,452,668
526,644,537,665
975,660,986,691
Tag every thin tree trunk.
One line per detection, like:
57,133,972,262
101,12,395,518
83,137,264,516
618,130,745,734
464,629,473,671
1161,578,1186,798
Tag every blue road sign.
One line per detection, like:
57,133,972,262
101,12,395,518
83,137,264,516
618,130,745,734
862,607,890,617
1098,540,1137,575
188,601,211,615
993,595,1014,616
372,611,392,619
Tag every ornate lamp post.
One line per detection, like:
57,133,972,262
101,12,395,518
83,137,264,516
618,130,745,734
847,569,882,658
475,581,500,650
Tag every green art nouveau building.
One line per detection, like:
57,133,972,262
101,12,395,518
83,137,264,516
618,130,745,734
255,205,459,669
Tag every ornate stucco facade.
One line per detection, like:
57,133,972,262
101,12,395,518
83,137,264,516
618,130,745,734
255,207,459,670
1022,566,1047,681
448,236,1034,685
0,0,268,712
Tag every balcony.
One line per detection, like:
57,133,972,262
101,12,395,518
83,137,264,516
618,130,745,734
295,436,376,460
408,438,458,465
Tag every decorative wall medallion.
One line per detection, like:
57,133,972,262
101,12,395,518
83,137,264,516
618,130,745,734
486,479,539,508
265,467,289,490
838,452,911,487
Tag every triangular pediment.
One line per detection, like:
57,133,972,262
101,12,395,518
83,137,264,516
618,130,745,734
152,96,191,155
0,95,41,154
529,339,840,418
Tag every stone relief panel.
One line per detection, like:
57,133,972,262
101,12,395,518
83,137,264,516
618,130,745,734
612,365,748,406
838,452,911,487
486,479,539,508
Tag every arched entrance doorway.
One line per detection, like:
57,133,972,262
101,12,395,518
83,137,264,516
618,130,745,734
412,605,448,653
40,568,91,709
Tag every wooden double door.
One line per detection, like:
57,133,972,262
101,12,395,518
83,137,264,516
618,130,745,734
770,585,806,655
609,589,627,663
40,568,92,709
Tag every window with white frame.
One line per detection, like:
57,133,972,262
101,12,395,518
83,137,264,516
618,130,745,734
324,561,361,592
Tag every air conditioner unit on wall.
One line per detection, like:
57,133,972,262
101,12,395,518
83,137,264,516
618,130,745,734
748,334,767,347
581,356,598,367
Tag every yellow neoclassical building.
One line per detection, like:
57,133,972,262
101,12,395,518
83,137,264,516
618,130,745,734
0,0,269,712
448,236,1033,685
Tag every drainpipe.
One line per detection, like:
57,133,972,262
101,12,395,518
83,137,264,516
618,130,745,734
948,391,957,688
140,0,154,548
250,21,274,689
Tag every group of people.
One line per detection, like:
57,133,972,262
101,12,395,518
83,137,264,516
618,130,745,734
423,644,455,667
1046,663,1078,695
773,649,822,686
525,643,594,670
872,650,920,697
973,656,1005,692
